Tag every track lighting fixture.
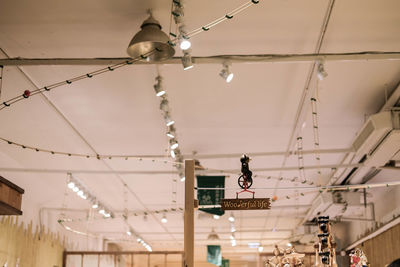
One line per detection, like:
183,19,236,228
178,25,191,50
154,76,165,97
181,50,194,70
170,139,179,150
164,113,175,127
317,61,328,80
161,214,168,223
219,62,234,83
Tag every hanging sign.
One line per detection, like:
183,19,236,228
220,198,271,210
197,176,225,216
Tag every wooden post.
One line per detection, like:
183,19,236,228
184,160,195,267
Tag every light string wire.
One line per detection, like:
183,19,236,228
296,136,306,183
311,95,322,186
0,65,3,100
56,180,400,224
0,0,261,111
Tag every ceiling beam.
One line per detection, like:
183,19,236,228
0,52,399,66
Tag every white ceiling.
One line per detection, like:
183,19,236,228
0,0,400,255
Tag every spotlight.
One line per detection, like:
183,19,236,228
213,215,220,220
67,182,75,189
317,61,328,80
161,214,168,223
219,63,234,83
164,113,175,126
167,131,175,138
154,76,166,97
228,213,235,222
92,203,99,209
181,50,194,70
72,186,79,193
170,139,179,150
178,25,191,50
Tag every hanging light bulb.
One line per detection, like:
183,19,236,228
72,186,79,193
258,246,264,252
67,181,75,189
213,215,220,220
170,150,176,159
77,190,84,197
228,213,235,222
167,131,175,138
317,61,328,80
231,240,237,247
127,230,132,236
99,209,105,215
104,213,111,218
181,50,194,70
161,214,168,223
219,62,234,83
92,203,99,209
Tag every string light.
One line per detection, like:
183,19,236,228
213,215,220,220
311,97,323,186
219,62,234,83
228,213,235,222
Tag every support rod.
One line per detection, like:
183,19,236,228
0,163,363,175
184,159,195,267
0,52,399,66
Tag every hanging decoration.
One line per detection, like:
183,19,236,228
197,175,225,216
349,248,369,267
314,216,338,267
207,245,222,266
265,245,305,267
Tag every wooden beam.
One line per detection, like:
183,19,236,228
184,160,195,267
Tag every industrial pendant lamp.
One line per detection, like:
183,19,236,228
127,13,175,62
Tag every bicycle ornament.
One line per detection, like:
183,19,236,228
236,154,255,198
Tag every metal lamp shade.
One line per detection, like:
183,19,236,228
127,15,175,62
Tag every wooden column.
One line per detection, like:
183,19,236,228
184,160,195,267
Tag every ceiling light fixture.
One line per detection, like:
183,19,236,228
126,13,175,62
161,214,168,223
219,62,234,83
181,50,194,70
317,61,328,80
178,25,191,50
228,213,235,222
154,76,166,97
170,139,179,150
